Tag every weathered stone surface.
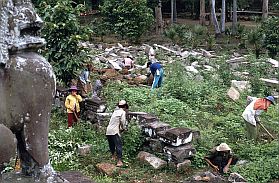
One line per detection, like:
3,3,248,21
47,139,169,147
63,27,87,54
267,58,279,68
138,114,159,124
164,144,196,163
96,163,117,176
145,137,165,152
226,57,246,63
185,66,199,74
137,151,167,169
128,112,148,121
227,87,240,101
228,172,247,182
142,121,171,138
177,159,191,172
77,145,92,156
1,172,69,183
158,128,193,146
231,80,250,92
260,78,279,88
61,171,96,183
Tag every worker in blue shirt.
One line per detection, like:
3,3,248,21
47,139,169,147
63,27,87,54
147,62,164,95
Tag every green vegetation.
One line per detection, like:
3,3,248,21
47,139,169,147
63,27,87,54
49,51,279,182
38,0,92,84
100,0,153,43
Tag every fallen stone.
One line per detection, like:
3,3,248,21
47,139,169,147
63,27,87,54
164,144,196,163
176,159,191,172
137,151,167,169
138,114,159,124
96,163,117,176
145,137,165,152
267,58,279,68
61,171,96,183
231,80,250,92
226,57,246,63
77,145,92,156
227,87,240,101
108,59,122,70
260,78,279,88
201,49,214,58
185,66,199,74
203,65,214,71
142,121,171,138
228,172,247,182
128,111,148,121
158,127,193,146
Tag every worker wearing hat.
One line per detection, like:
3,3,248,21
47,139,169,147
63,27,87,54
242,96,275,140
65,86,82,128
106,100,129,167
204,143,238,174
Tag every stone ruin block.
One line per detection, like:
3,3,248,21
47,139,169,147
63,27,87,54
85,98,106,113
142,121,171,138
138,114,158,125
137,151,167,170
77,145,92,156
164,144,196,163
127,112,147,121
157,127,193,147
145,137,165,152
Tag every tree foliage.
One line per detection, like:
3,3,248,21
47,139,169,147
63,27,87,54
100,0,154,43
261,16,279,58
38,0,92,85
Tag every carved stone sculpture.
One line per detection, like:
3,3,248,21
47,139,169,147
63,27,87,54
0,0,55,177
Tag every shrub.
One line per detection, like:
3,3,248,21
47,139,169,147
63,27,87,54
100,0,153,43
261,16,279,58
38,0,92,84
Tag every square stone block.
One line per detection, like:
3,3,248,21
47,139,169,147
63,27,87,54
145,137,165,152
138,114,158,124
142,121,171,138
164,144,196,163
158,127,193,146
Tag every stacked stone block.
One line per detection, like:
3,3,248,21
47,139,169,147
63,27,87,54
132,113,199,168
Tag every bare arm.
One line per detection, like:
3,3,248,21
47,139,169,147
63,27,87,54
204,157,219,172
223,157,233,173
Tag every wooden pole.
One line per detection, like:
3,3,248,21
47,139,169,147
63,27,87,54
258,121,275,140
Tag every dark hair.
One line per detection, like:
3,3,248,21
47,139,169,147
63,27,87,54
147,62,152,68
118,103,129,109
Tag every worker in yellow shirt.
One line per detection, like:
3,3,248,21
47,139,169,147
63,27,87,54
65,86,82,128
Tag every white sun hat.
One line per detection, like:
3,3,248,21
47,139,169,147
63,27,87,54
216,143,231,152
118,100,127,106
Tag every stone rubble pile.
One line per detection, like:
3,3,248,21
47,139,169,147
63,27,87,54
127,113,199,171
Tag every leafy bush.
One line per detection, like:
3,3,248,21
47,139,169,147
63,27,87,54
100,0,153,43
261,16,279,58
39,0,92,84
247,27,264,58
122,120,145,157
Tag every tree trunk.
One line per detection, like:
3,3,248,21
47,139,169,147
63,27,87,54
232,0,237,35
155,0,163,34
262,0,269,20
211,0,221,35
171,0,174,24
173,0,177,23
209,0,212,25
221,0,226,33
171,0,177,24
200,0,206,25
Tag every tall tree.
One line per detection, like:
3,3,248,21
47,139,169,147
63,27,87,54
155,0,163,34
220,0,226,33
211,0,221,35
232,0,237,35
171,0,177,24
200,0,206,25
262,0,269,20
